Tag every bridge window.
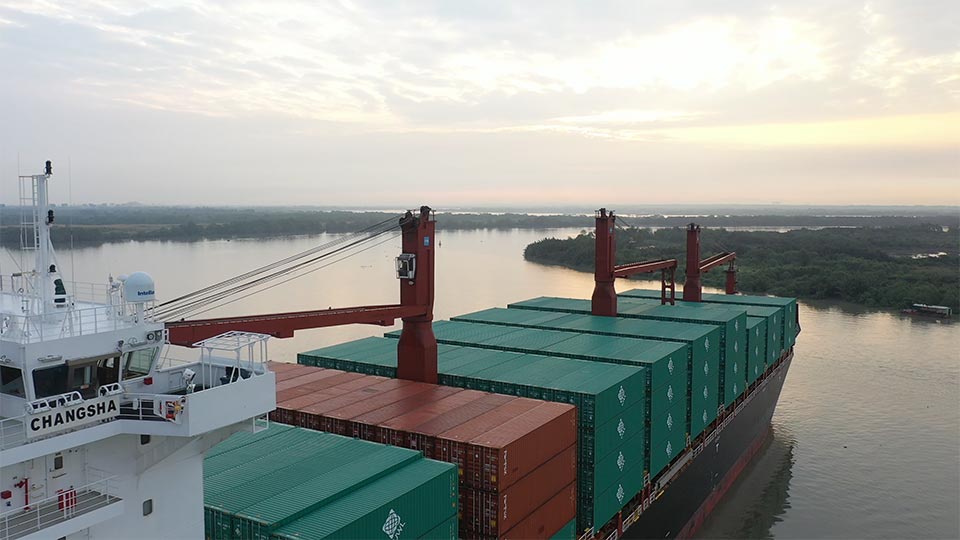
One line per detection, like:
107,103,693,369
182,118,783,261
32,365,68,399
123,348,158,381
0,366,25,397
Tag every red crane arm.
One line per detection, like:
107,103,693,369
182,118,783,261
613,258,678,278
699,252,736,273
165,304,428,347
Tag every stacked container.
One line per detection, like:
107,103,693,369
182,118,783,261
299,341,647,533
681,292,798,353
269,362,577,539
509,296,748,407
385,320,689,478
450,307,722,439
203,423,458,540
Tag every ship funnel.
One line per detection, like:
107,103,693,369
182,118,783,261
45,160,52,175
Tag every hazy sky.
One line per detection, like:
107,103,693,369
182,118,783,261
0,1,957,206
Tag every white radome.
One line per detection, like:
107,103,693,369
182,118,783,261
123,271,157,302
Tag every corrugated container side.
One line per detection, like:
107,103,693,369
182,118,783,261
649,398,690,478
460,444,576,536
465,401,577,492
500,482,577,540
746,317,767,384
592,459,645,531
419,514,459,540
594,430,645,494
271,459,457,540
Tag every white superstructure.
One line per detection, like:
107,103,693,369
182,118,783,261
1,162,275,539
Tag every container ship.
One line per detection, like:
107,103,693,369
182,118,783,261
167,208,798,539
3,167,798,540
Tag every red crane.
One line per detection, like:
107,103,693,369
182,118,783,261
591,208,678,317
164,206,439,384
682,223,737,302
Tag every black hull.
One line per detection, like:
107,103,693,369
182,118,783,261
622,353,794,540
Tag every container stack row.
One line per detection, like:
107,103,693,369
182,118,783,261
300,340,650,533
619,289,800,388
203,423,458,540
508,296,749,407
269,362,577,539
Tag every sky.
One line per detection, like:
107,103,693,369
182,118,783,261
0,0,957,207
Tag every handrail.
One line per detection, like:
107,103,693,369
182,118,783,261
0,474,120,540
0,302,156,343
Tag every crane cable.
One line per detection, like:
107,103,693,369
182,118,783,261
153,223,399,321
151,215,399,315
172,229,403,320
154,225,399,321
152,218,401,320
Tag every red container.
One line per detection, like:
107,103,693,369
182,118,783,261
501,481,577,540
461,445,576,536
463,402,577,492
269,362,315,381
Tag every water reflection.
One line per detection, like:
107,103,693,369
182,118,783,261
696,427,797,539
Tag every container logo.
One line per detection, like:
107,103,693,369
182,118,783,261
667,358,674,374
755,328,760,337
666,441,673,456
734,341,739,353
703,386,708,400
666,413,673,430
617,451,625,471
755,346,759,357
617,419,626,438
704,338,710,351
616,484,625,504
702,410,708,424
733,362,738,374
382,509,405,540
735,320,739,331
704,362,709,375
666,385,674,402
774,315,778,325
734,383,739,394
617,386,626,406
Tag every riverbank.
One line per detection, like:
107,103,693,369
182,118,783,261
523,225,959,312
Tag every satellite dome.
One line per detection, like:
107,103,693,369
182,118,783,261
123,272,156,303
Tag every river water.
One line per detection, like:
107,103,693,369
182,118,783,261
14,228,958,539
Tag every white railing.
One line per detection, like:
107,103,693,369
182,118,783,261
0,276,111,305
0,472,120,540
0,302,156,343
120,393,186,424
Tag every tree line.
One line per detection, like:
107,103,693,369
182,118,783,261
523,225,959,311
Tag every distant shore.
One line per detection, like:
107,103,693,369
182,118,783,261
0,207,955,247
523,225,959,312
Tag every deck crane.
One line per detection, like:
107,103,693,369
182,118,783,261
591,210,738,316
682,223,737,302
591,208,679,317
164,206,440,383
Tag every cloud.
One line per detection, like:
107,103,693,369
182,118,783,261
0,0,956,205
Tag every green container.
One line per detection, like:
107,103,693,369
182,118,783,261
204,425,454,540
649,399,690,478
419,514,458,540
745,317,767,384
510,296,748,408
271,459,457,540
550,519,577,540
592,460,645,531
594,430,646,493
453,308,722,438
696,292,798,352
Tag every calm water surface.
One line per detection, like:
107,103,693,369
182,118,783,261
24,229,960,539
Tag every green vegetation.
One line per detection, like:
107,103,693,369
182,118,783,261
524,225,960,311
0,205,956,247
